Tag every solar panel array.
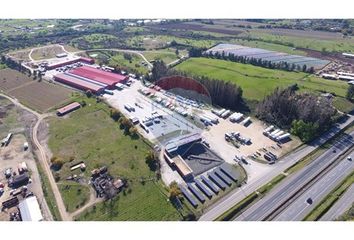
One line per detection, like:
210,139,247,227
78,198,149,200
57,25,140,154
206,43,330,69
180,165,241,207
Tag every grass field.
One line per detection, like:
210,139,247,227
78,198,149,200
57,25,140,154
241,30,354,53
58,182,90,213
76,181,181,221
109,52,149,75
175,58,350,102
48,96,182,220
142,48,187,64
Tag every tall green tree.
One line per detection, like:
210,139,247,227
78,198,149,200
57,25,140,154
346,84,354,100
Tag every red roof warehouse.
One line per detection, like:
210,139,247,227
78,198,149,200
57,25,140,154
69,66,128,89
54,73,105,93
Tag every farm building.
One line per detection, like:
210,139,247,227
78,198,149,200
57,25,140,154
56,102,81,116
18,196,43,221
342,53,354,59
56,53,68,58
46,57,94,70
69,66,128,89
54,73,105,93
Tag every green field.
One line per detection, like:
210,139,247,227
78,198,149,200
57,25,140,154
58,182,90,213
241,31,354,53
142,48,187,64
109,52,149,75
126,35,218,49
48,96,182,220
175,58,350,102
76,181,181,221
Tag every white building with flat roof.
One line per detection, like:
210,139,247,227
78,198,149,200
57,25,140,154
18,196,43,221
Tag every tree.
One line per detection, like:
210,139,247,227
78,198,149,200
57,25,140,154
151,60,168,81
188,47,204,57
145,150,158,171
129,126,138,137
123,53,132,62
110,109,121,121
169,181,181,200
291,120,319,142
346,84,354,100
175,48,179,56
86,90,93,98
50,156,64,170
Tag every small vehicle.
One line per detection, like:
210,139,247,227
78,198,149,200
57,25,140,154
4,168,12,179
347,156,352,161
332,149,336,153
306,197,313,204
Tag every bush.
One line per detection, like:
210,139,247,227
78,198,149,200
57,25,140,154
50,156,64,170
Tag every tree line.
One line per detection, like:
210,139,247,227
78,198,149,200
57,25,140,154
147,60,245,111
256,86,337,142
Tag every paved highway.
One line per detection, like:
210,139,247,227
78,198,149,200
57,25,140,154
235,131,354,221
199,117,354,221
320,184,354,221
274,152,354,221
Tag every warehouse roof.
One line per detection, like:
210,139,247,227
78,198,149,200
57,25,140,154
18,196,43,221
55,73,104,93
69,66,127,86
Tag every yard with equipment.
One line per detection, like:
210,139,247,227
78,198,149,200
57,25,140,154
47,96,185,220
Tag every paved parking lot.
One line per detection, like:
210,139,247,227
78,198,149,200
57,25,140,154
103,80,203,144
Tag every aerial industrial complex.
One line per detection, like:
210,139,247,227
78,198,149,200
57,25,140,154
0,18,353,224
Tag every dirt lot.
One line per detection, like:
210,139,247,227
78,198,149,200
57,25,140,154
7,81,74,112
0,98,52,221
30,45,66,60
7,49,32,62
0,68,33,92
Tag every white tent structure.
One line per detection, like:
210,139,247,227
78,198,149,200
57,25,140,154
18,196,43,221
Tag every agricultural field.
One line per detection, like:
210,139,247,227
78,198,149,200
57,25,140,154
7,81,74,112
48,97,184,220
0,68,33,91
175,58,352,111
30,45,66,60
0,68,74,112
229,38,307,56
240,30,354,53
58,182,91,213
